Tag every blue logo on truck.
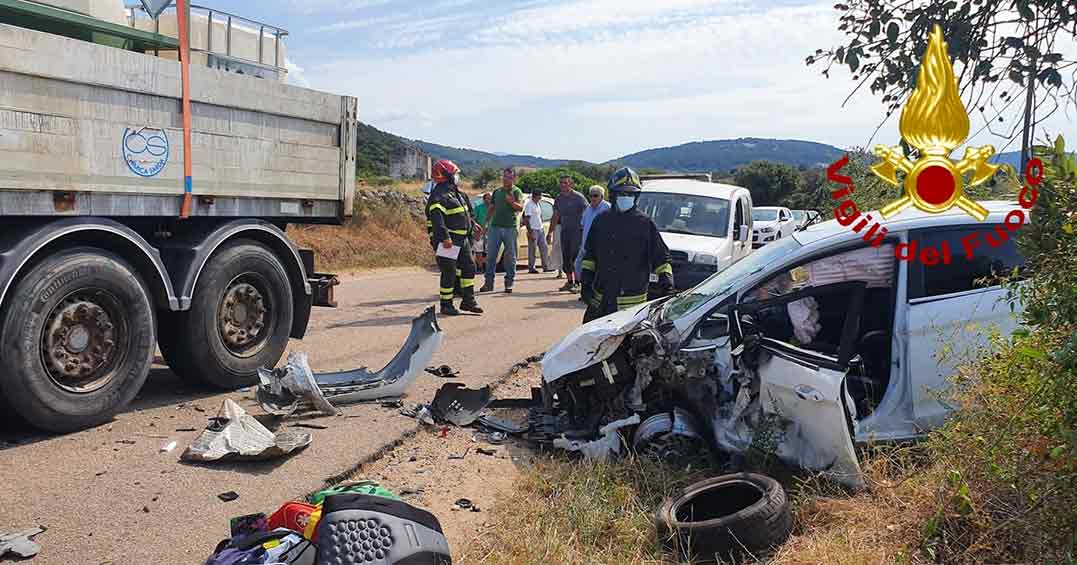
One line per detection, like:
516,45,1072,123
122,127,170,177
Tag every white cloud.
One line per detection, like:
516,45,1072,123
299,0,1075,161
287,0,394,15
473,0,751,43
284,58,310,88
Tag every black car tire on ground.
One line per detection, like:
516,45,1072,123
159,240,293,389
0,248,156,433
655,473,793,561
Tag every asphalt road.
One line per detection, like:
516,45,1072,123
0,267,585,564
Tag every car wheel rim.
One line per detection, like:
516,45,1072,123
41,289,130,394
218,274,271,358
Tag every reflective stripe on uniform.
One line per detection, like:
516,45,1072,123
448,228,469,235
429,204,467,215
654,263,673,276
581,259,596,271
440,287,454,299
617,293,647,307
460,278,475,289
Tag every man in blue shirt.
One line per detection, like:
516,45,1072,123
575,185,611,280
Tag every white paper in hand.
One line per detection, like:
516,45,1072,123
436,245,461,260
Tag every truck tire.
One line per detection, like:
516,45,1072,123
655,473,793,560
159,240,293,389
0,248,155,433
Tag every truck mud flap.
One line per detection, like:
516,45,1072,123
258,307,444,416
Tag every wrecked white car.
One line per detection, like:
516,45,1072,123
538,203,1025,488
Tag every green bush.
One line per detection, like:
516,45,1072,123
733,160,801,206
919,135,1076,563
516,168,598,198
472,167,499,190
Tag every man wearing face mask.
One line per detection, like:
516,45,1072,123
580,167,673,323
426,159,483,316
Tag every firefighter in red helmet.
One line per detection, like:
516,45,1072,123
426,159,483,316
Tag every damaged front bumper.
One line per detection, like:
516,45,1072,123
537,306,865,489
257,307,444,416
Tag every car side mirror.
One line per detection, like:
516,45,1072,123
736,225,749,241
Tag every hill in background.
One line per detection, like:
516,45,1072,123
610,138,845,173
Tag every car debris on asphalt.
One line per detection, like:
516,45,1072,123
180,399,312,463
256,308,444,417
0,527,45,559
217,491,240,503
430,383,492,426
425,364,459,378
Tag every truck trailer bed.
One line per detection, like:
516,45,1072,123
0,21,356,221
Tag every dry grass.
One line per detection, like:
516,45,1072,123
462,455,708,565
770,446,943,565
461,446,955,565
289,184,433,272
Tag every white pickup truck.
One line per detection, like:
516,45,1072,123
0,0,357,432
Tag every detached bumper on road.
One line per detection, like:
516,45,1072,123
257,307,444,415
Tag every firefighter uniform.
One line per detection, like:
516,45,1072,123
580,207,673,323
426,180,481,314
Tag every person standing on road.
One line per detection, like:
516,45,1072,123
580,167,673,323
547,174,588,292
574,184,611,281
523,190,552,274
426,159,483,316
481,168,525,294
473,192,491,269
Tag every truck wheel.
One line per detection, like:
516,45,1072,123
0,249,155,433
159,240,293,389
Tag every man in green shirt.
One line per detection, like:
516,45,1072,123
480,168,524,293
472,192,492,269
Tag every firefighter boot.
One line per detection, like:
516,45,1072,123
440,300,460,316
459,288,483,314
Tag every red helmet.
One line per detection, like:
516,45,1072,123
432,159,461,184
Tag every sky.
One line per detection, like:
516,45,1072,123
210,0,1075,163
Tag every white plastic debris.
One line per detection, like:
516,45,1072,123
552,414,641,461
180,399,312,462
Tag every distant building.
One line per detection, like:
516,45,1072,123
390,146,432,180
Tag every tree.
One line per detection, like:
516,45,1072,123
516,169,597,198
733,161,802,206
472,167,499,190
809,1,1077,165
563,161,616,184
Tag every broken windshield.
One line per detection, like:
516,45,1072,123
660,237,803,322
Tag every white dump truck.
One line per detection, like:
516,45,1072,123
0,0,357,432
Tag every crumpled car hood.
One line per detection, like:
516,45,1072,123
541,303,651,382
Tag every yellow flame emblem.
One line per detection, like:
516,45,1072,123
872,24,997,221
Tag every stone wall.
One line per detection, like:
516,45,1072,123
355,189,426,220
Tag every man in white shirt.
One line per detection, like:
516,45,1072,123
522,190,552,274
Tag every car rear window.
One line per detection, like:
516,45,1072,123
907,227,1025,300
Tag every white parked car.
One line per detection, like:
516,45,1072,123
538,202,1025,488
791,209,821,229
637,178,754,290
752,206,796,246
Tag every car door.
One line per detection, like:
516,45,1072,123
904,227,1024,430
779,209,793,238
732,281,866,488
729,194,752,262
